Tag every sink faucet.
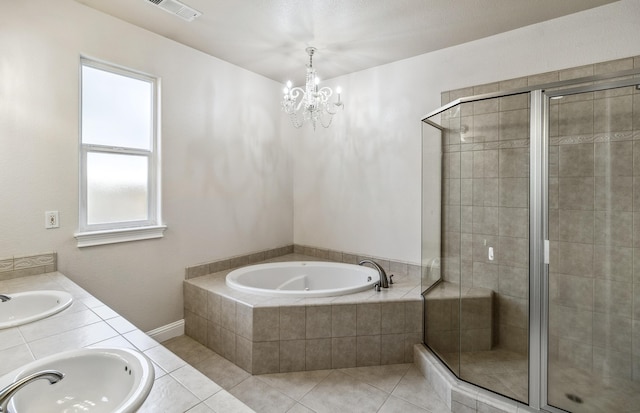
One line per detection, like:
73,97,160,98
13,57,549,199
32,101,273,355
0,295,10,302
0,370,64,412
358,259,390,290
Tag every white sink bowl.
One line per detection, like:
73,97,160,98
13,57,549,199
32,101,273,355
0,347,155,413
0,290,73,329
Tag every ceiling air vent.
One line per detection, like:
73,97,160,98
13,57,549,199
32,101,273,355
146,0,202,22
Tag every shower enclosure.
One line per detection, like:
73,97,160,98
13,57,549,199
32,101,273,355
421,67,640,412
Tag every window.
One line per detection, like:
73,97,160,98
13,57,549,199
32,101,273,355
75,58,165,247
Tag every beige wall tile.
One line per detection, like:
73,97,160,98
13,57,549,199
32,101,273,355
207,291,221,324
235,303,253,340
331,304,356,337
331,337,356,369
559,143,594,177
280,306,306,340
356,335,381,367
280,339,305,372
252,341,279,374
380,302,405,334
380,334,405,365
357,303,381,335
306,306,332,339
220,297,237,333
305,338,331,370
252,307,279,342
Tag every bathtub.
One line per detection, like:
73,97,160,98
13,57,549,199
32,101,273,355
225,261,379,298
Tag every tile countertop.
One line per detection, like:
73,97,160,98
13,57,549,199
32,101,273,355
0,272,254,413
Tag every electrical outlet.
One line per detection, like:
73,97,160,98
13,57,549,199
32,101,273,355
45,211,59,229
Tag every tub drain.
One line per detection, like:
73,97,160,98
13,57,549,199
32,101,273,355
565,393,583,404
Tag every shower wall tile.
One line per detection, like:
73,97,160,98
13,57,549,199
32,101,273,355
594,57,634,75
499,148,528,178
499,93,530,115
498,178,528,208
592,312,632,353
558,177,594,210
549,305,593,343
559,64,594,81
595,176,633,211
499,109,529,141
594,279,632,317
549,272,594,310
498,207,528,238
473,113,499,142
558,100,594,136
557,338,593,371
634,95,640,131
593,347,632,380
552,242,593,277
558,209,593,243
593,211,633,246
559,143,594,177
498,236,528,267
472,262,499,291
498,265,527,299
593,245,632,282
527,71,559,86
594,95,633,132
438,55,640,382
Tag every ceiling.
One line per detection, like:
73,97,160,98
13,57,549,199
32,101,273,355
75,0,618,85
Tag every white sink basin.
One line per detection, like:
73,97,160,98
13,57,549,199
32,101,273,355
0,290,73,329
0,347,155,413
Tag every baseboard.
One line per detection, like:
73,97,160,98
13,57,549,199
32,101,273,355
146,319,184,343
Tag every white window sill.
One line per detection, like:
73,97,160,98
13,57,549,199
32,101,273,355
74,225,167,248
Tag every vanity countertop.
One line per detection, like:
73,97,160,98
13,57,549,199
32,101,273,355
0,271,254,413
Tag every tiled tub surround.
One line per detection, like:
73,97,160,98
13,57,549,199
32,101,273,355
0,272,254,413
184,253,423,375
0,252,57,281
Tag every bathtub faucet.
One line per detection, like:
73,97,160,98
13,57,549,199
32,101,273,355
0,369,64,412
359,260,390,290
0,295,10,302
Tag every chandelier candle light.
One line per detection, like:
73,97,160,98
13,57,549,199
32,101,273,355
281,47,343,129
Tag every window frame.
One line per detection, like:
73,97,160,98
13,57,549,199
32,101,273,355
75,57,165,247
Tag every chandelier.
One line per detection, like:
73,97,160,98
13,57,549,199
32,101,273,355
281,47,343,129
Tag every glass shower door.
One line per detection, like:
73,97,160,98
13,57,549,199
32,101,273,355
546,84,640,412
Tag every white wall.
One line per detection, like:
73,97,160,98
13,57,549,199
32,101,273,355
293,0,640,265
0,0,293,331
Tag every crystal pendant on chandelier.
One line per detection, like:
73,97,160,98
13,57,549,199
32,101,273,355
281,47,343,130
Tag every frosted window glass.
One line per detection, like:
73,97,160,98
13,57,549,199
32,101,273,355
87,152,148,225
82,65,152,150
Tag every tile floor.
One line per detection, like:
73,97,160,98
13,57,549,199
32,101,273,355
164,335,451,413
